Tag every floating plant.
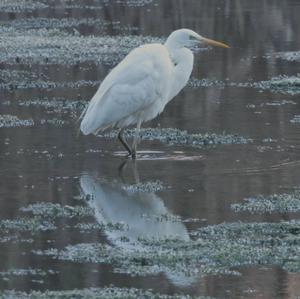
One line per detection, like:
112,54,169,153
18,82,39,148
0,27,162,65
32,219,300,278
0,287,212,299
231,189,300,214
0,217,56,234
20,202,94,219
100,128,251,147
290,115,300,124
0,115,34,128
0,0,48,12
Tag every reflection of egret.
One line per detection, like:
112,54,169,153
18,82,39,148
80,175,189,247
79,164,194,285
80,29,229,158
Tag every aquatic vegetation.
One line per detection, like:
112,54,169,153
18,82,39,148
3,17,118,30
290,115,300,124
40,118,70,127
0,27,162,65
188,77,226,88
0,0,48,12
114,0,155,7
73,222,125,232
0,268,56,279
231,189,300,214
17,98,86,114
273,51,300,62
20,202,94,218
252,75,300,95
33,219,300,278
101,128,251,147
0,287,211,299
0,217,56,234
121,180,166,193
262,100,297,106
0,69,100,90
20,202,126,232
0,115,34,128
188,75,300,95
2,17,139,33
0,235,33,244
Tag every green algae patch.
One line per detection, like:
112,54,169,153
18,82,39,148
20,202,94,218
0,27,162,65
100,128,250,147
0,115,34,128
290,115,300,124
231,189,300,214
0,287,212,299
33,220,300,277
0,0,48,12
0,268,57,281
3,17,119,30
19,202,126,233
194,221,300,273
17,98,87,114
121,180,166,193
188,77,226,89
0,217,56,234
272,51,300,62
188,75,300,95
0,69,100,90
0,235,33,244
254,75,300,95
73,222,125,233
1,17,140,34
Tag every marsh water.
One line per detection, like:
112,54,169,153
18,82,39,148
1,0,300,298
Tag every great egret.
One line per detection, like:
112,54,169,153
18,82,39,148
80,29,229,158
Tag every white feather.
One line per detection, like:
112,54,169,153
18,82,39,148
80,44,173,135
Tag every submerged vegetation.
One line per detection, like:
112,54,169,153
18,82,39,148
0,115,34,128
0,27,161,65
0,0,48,12
20,202,94,218
0,287,212,299
231,188,300,214
254,75,300,95
32,219,300,278
101,128,251,147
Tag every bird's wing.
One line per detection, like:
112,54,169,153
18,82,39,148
80,45,169,134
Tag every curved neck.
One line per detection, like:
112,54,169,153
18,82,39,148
167,47,194,100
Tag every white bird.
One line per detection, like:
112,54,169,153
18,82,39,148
80,29,229,158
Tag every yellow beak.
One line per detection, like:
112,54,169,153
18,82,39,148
201,37,230,49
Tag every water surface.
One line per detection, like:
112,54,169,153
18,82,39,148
1,1,300,298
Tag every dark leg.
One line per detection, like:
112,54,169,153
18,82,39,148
131,120,142,159
118,129,132,156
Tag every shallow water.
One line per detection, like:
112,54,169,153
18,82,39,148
1,0,300,298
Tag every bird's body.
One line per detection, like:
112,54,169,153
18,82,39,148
81,44,175,133
80,29,229,158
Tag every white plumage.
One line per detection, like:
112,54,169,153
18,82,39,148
80,29,229,158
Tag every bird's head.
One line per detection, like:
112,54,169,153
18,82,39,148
165,28,229,50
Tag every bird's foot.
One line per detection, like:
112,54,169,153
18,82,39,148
131,150,137,159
